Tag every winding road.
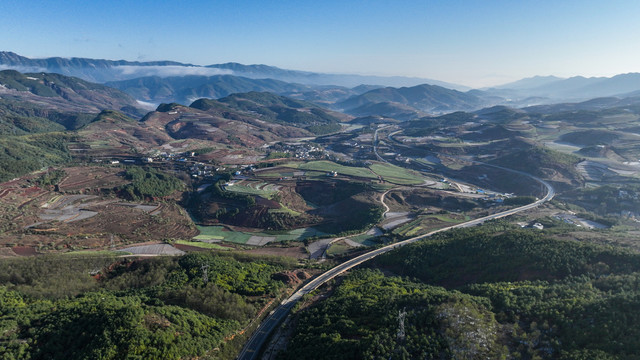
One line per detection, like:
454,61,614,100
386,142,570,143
236,129,555,360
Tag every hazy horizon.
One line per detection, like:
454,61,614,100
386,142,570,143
1,0,639,88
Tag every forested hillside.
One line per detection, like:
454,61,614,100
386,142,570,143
282,224,640,359
0,252,295,359
0,133,72,182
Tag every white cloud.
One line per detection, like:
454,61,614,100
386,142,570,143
0,65,48,73
136,100,157,110
114,65,233,78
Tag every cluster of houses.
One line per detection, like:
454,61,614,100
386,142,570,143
268,142,328,160
188,163,220,178
102,151,205,166
618,189,639,200
621,210,640,222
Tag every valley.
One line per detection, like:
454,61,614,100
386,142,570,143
1,56,640,359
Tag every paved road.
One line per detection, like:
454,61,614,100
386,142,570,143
373,125,392,164
237,129,555,360
237,177,554,360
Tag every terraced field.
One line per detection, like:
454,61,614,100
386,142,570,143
225,180,281,197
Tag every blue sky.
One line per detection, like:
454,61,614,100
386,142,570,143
1,0,639,87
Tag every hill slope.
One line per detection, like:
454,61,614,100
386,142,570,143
337,84,487,117
135,92,346,150
0,70,145,118
105,75,313,105
489,73,640,102
0,51,468,89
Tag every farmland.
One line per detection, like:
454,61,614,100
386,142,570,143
0,167,197,254
195,225,327,245
368,162,427,185
297,161,377,178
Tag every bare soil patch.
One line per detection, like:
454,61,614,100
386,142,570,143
11,246,39,256
0,165,201,253
57,166,127,192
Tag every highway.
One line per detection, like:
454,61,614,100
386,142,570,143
237,182,554,359
237,128,555,360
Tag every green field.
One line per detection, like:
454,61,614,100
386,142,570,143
326,241,352,257
195,226,251,243
297,161,378,179
369,183,395,191
368,162,425,185
347,233,379,246
225,183,277,197
255,169,296,179
393,213,467,237
269,204,301,216
195,225,326,244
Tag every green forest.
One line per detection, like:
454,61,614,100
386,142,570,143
0,252,295,360
119,167,184,200
562,184,640,216
0,133,73,182
281,224,640,359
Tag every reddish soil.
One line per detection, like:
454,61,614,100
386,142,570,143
22,186,42,196
173,243,227,252
11,246,39,256
0,170,198,253
272,269,312,284
57,167,127,192
0,247,18,257
255,197,281,208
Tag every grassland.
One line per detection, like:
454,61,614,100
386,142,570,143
225,183,277,197
195,225,326,244
392,213,467,237
346,233,379,246
195,226,249,243
297,161,378,178
326,241,352,257
368,162,426,185
257,161,428,186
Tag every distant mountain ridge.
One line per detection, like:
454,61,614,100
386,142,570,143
0,69,144,117
5,51,640,112
0,51,468,90
105,75,314,105
492,75,564,90
490,73,640,101
337,84,491,117
0,51,188,68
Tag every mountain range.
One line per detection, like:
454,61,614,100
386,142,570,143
3,51,640,120
105,75,313,105
0,51,465,89
0,69,145,118
487,73,640,101
336,83,493,117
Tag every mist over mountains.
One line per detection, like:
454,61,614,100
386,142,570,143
0,51,464,89
487,73,640,101
2,51,640,117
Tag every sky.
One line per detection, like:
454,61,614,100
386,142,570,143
1,0,639,88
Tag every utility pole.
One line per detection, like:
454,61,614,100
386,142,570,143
201,264,209,284
397,308,406,342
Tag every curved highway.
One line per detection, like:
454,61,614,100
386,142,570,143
237,130,555,360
